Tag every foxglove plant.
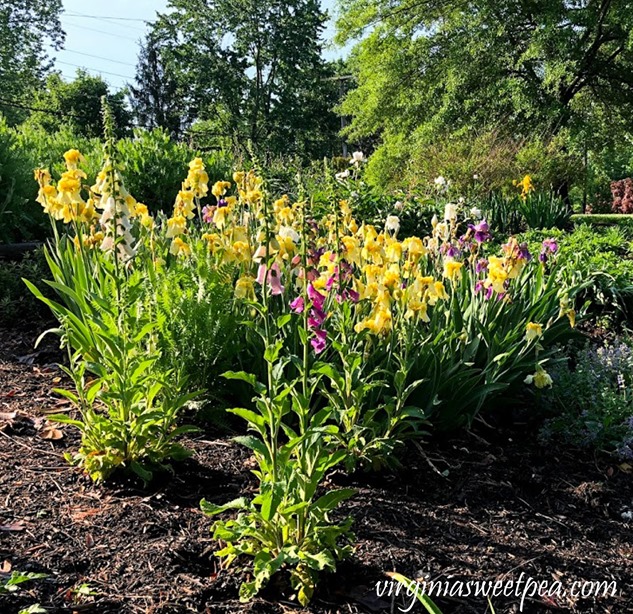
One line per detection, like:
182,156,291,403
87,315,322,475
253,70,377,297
202,182,354,606
27,101,199,482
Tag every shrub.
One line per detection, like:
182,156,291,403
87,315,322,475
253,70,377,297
479,190,570,234
540,339,633,458
117,128,232,214
519,225,633,319
571,213,633,228
610,178,633,214
0,120,46,243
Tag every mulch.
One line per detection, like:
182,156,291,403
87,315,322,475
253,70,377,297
0,327,631,614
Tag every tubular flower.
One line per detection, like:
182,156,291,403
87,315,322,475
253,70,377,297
170,236,191,258
184,158,209,198
166,215,187,238
235,276,256,300
256,262,285,296
525,322,543,342
63,149,84,170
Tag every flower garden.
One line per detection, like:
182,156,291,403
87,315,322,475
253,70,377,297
1,104,632,613
2,1,633,611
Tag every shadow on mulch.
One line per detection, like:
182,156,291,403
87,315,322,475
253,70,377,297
0,328,631,613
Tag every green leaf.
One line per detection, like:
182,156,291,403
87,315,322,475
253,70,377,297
313,488,356,513
130,461,153,483
201,497,248,516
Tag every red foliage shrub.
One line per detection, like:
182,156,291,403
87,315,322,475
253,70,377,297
610,178,633,214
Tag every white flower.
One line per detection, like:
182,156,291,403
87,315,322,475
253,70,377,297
385,215,400,235
98,197,117,225
470,207,482,219
444,203,457,221
394,200,404,211
458,196,465,204
473,173,480,180
278,225,300,243
431,214,439,228
350,151,365,166
252,244,267,262
335,170,351,181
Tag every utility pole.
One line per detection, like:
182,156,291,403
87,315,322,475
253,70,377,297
325,74,354,157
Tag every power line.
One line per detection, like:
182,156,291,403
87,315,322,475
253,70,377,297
63,13,148,34
56,60,135,81
62,48,136,68
63,11,151,23
0,96,153,129
62,22,139,43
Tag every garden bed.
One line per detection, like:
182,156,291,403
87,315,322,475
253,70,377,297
1,329,631,613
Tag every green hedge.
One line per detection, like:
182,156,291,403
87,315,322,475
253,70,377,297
571,214,633,228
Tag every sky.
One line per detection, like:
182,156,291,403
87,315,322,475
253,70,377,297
51,0,345,91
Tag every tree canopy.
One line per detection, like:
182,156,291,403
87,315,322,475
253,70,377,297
134,0,341,158
0,0,65,124
27,71,131,139
336,0,633,185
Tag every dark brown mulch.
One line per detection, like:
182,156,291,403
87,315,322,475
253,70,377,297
0,328,632,614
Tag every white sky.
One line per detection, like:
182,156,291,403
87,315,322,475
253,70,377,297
51,0,345,91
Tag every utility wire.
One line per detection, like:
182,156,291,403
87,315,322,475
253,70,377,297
63,11,151,23
0,96,154,129
63,13,148,34
61,22,140,42
62,48,136,68
56,60,135,81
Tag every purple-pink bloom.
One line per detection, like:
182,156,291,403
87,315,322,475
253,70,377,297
202,205,216,224
540,238,559,263
441,243,461,259
518,242,532,261
290,296,305,313
307,284,325,310
256,262,285,296
542,238,558,253
308,306,326,329
346,289,359,303
311,328,327,354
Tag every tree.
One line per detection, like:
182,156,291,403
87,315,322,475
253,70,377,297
130,34,187,139
26,71,131,138
336,0,633,188
0,0,65,124
136,0,341,158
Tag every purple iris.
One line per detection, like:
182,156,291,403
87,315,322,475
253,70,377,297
518,242,532,261
469,220,491,243
441,244,461,259
539,238,559,264
476,258,489,274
